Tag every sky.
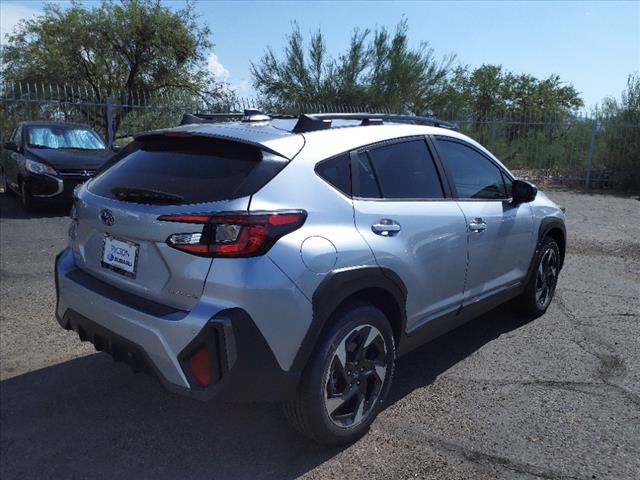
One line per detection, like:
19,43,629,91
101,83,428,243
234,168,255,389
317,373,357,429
1,0,639,108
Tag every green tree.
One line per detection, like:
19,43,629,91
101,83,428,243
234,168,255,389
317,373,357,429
444,64,584,120
251,19,455,114
1,0,233,133
595,73,640,191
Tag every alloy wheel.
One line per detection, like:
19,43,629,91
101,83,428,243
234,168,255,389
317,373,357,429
323,324,388,428
535,247,558,309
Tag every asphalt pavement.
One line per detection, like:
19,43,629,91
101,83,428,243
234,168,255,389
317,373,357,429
1,189,638,480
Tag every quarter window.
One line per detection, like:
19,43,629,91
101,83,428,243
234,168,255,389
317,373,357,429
358,140,444,199
315,154,351,196
437,140,507,199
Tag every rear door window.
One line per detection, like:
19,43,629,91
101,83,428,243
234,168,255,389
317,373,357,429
89,136,285,204
352,152,382,198
364,140,444,199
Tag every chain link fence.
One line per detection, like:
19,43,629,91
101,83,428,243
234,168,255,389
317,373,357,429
2,81,638,191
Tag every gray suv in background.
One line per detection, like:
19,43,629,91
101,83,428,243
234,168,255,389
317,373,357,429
55,111,566,445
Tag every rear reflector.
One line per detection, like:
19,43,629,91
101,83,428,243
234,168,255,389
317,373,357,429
188,346,211,387
158,210,307,258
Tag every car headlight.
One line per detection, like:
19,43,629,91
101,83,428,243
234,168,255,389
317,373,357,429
25,159,57,175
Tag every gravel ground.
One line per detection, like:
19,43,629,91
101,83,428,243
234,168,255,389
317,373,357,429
1,189,639,480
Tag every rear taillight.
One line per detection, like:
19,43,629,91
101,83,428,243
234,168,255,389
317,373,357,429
158,210,307,258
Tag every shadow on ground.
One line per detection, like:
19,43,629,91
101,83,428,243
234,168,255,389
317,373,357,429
0,192,71,219
0,305,530,480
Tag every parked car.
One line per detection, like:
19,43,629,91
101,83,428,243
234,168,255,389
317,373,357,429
0,121,115,210
55,111,566,445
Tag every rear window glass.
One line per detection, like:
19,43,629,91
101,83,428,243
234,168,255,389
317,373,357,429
89,136,269,204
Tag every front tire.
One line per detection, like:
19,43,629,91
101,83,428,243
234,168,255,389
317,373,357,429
517,236,560,316
283,302,396,445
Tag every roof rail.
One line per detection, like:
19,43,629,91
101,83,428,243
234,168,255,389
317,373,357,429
292,114,332,133
292,113,459,132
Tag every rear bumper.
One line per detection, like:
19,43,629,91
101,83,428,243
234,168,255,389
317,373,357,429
55,248,300,401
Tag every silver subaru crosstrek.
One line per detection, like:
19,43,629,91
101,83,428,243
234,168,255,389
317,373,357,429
55,111,566,445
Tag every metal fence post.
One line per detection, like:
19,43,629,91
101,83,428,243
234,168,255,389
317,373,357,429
106,96,114,148
584,119,597,191
489,116,497,152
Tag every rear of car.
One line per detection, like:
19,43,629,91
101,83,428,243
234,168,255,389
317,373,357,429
56,128,314,399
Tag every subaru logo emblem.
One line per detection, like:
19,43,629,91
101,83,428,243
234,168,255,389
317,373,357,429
99,209,115,226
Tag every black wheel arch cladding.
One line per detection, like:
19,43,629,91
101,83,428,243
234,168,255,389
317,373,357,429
537,217,566,268
290,265,407,375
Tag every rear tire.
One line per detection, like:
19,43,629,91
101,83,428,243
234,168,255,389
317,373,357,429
283,301,395,445
516,236,560,317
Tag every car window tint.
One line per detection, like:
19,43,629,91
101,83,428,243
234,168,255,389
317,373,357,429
315,154,351,196
89,136,271,204
352,152,381,198
437,140,507,199
366,140,444,199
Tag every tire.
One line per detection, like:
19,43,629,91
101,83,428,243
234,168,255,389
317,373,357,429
283,301,396,445
516,236,560,317
20,180,35,212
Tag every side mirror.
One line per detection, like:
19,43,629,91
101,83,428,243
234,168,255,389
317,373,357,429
3,141,18,152
512,180,537,204
111,144,121,153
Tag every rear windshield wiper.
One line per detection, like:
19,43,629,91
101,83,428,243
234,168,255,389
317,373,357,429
111,187,185,204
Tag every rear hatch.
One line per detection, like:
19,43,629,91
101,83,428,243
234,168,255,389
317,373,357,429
71,134,289,311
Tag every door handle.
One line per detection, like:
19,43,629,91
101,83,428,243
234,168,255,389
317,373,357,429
468,218,487,233
371,219,401,236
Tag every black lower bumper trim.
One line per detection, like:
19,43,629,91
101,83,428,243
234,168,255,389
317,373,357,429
178,308,301,401
56,307,300,402
57,309,195,397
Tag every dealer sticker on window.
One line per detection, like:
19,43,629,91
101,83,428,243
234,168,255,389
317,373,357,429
101,235,139,277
